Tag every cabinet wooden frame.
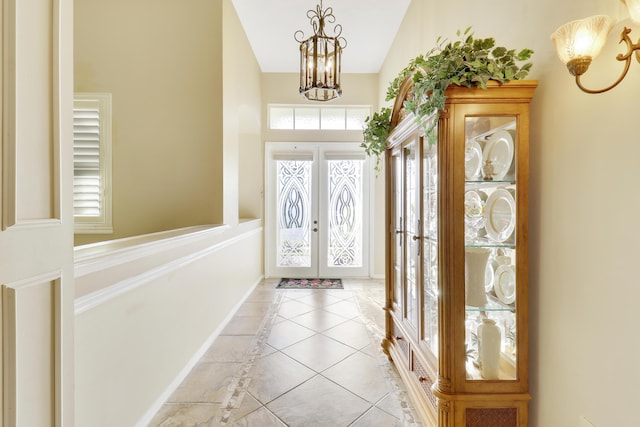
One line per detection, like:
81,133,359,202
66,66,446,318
382,81,537,427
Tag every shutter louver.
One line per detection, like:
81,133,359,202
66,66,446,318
73,108,101,216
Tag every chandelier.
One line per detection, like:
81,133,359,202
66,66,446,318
294,1,347,101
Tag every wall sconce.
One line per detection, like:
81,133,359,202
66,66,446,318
551,0,640,94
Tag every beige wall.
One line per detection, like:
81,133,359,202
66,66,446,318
74,0,224,245
380,1,639,426
72,3,265,424
223,0,263,223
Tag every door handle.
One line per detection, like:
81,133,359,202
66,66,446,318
411,234,422,256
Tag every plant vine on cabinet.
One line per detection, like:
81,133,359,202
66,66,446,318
382,80,537,426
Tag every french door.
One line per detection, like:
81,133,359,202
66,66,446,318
266,142,371,278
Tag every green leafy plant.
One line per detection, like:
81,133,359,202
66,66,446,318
361,107,392,172
361,28,534,167
385,54,428,102
406,28,533,143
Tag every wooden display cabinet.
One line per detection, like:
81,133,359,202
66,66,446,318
382,80,537,426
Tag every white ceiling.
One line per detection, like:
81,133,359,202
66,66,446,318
231,0,411,73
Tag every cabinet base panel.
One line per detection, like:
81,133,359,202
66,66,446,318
466,407,517,426
436,392,530,427
385,339,530,426
385,340,438,427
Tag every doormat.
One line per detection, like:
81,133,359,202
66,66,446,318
276,278,343,289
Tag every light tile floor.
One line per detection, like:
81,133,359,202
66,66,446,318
148,278,422,426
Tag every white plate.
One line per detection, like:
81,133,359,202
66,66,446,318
482,130,514,180
465,140,483,180
494,264,516,304
484,262,494,292
484,189,516,242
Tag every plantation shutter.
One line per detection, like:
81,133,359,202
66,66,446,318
73,107,101,217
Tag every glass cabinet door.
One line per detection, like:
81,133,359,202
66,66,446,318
422,131,438,356
404,141,419,330
464,116,518,381
391,150,403,309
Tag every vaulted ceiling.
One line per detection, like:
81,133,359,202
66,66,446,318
231,0,411,73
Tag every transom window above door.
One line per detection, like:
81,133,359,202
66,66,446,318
268,104,371,131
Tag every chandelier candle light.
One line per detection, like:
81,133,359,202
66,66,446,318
294,0,347,101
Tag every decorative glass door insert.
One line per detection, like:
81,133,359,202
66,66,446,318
326,158,363,268
276,159,313,268
266,143,370,278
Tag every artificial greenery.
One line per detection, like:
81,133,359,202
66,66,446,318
385,54,428,103
361,107,392,172
362,28,534,167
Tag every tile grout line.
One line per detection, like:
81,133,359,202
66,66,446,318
216,282,422,426
352,288,423,426
216,289,286,425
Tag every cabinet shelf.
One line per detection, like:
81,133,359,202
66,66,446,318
465,240,516,249
466,294,515,313
465,180,515,188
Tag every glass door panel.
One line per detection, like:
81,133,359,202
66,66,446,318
422,132,438,356
391,151,403,307
320,154,369,277
404,141,419,330
276,159,313,268
463,116,518,381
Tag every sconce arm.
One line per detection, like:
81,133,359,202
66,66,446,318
575,27,640,94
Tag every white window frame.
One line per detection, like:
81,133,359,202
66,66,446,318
268,104,371,131
73,93,113,234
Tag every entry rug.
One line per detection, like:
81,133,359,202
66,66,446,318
276,278,343,289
